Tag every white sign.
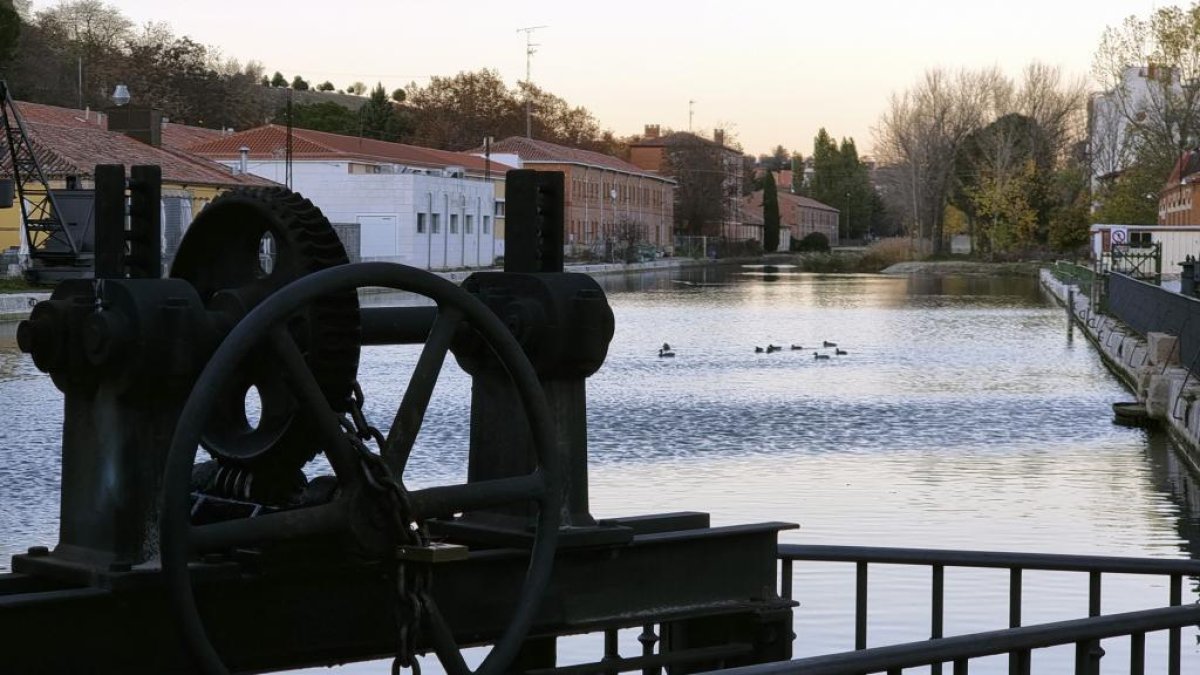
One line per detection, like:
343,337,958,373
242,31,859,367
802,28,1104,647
1110,227,1128,245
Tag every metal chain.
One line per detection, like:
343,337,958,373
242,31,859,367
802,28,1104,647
342,381,433,674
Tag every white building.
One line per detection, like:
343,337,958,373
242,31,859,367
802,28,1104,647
188,125,506,269
1088,65,1177,193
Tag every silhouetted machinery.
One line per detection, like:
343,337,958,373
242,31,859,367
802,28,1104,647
0,167,794,673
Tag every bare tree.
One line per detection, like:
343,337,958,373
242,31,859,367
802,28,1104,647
613,216,647,263
1093,4,1200,175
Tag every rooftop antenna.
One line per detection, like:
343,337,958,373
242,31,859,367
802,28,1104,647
689,99,695,132
517,25,547,138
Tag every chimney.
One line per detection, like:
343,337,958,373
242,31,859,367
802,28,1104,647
238,146,250,175
106,106,164,147
644,124,660,139
713,129,725,147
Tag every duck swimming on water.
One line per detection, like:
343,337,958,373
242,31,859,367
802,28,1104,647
658,348,675,358
823,340,837,348
814,352,831,360
835,348,847,355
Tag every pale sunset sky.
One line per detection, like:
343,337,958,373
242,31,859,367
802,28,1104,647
61,0,1166,156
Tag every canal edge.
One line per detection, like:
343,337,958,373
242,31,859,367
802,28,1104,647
1041,268,1200,474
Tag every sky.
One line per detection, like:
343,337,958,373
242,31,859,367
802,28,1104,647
41,0,1167,156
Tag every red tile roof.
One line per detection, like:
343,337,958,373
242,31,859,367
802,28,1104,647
473,136,672,182
6,100,273,187
741,190,839,224
187,125,507,175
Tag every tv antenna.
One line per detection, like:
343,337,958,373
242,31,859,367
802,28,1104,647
517,25,548,138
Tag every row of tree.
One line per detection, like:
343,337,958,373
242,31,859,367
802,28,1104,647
873,64,1089,254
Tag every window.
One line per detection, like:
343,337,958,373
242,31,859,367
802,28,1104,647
431,213,441,234
483,216,491,234
1130,231,1152,247
450,213,459,234
416,213,427,234
495,201,506,216
465,215,474,234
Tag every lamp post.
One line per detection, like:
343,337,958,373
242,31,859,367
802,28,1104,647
844,191,851,245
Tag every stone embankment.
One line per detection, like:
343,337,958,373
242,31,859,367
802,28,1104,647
1040,269,1200,465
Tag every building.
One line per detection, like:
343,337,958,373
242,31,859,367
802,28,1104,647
475,136,676,259
188,125,508,269
1159,148,1200,226
0,100,273,262
1089,65,1175,194
628,126,745,240
741,190,838,250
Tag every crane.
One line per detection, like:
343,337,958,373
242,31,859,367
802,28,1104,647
0,79,85,282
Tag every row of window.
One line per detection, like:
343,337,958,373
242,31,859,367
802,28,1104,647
569,178,667,208
416,212,492,236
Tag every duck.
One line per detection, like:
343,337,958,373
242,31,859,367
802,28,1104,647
835,348,848,356
823,340,838,348
658,348,675,358
767,344,781,353
755,346,764,353
814,352,831,360
790,344,804,350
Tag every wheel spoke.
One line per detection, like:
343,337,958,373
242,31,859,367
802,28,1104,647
384,306,464,476
409,473,545,521
191,501,347,553
425,596,471,675
268,327,361,485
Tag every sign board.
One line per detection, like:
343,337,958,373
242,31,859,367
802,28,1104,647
1110,227,1129,246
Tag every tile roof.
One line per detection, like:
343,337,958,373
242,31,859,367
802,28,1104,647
472,136,672,182
741,190,839,224
187,125,507,175
6,100,273,187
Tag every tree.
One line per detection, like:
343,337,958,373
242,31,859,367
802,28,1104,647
1094,4,1200,177
390,87,406,103
406,69,522,150
316,80,334,92
273,101,359,135
260,75,270,87
0,0,20,67
346,81,366,95
290,75,308,91
358,82,410,142
762,171,780,252
790,153,804,194
663,133,727,236
270,71,286,87
808,130,874,240
613,216,647,262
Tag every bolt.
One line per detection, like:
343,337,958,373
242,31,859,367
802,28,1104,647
26,545,49,557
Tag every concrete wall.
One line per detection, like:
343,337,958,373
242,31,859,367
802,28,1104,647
1041,269,1200,468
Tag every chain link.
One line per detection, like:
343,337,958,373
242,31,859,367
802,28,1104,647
342,381,432,674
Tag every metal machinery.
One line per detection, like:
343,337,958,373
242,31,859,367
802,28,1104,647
0,80,93,282
0,166,794,674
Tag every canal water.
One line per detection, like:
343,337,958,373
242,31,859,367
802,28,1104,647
2,265,1199,674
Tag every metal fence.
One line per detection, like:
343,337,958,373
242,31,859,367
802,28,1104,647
706,544,1200,675
1107,272,1200,371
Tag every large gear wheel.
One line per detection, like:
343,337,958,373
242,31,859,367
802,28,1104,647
171,187,360,502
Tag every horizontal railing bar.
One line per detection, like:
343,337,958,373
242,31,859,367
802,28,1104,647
779,544,1200,576
707,604,1200,675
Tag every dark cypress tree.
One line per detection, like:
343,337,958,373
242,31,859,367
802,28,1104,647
763,171,781,253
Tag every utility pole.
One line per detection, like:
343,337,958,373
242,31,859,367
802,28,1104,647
517,25,547,138
689,99,695,132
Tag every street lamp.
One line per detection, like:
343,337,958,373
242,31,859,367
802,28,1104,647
844,191,851,244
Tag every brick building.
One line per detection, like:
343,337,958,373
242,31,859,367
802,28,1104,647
478,137,676,258
741,190,839,248
628,126,745,240
1160,148,1200,226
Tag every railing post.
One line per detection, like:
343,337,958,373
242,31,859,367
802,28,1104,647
1130,632,1145,675
1169,574,1182,675
931,564,944,675
781,558,793,601
855,561,868,651
1073,639,1103,675
1009,568,1023,675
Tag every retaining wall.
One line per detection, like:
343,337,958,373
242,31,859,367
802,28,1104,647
1041,269,1200,465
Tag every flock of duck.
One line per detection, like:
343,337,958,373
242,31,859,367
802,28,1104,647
657,341,848,359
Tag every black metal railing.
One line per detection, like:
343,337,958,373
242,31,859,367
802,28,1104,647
1050,261,1097,298
752,544,1200,675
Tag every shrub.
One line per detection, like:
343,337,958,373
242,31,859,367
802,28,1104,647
794,232,830,252
858,237,912,271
